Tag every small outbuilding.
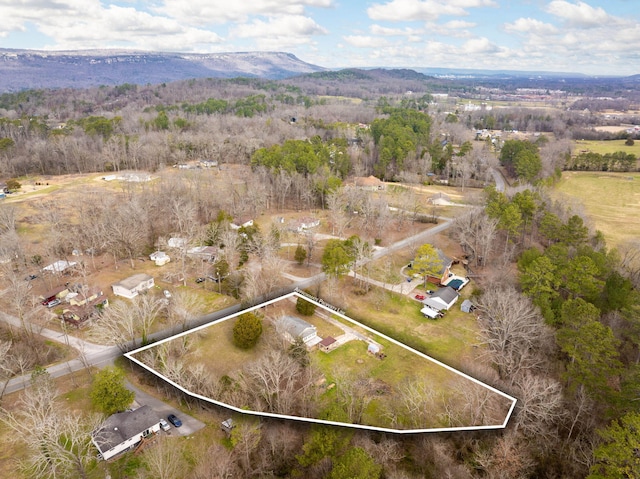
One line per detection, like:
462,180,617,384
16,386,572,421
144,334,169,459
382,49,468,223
319,336,337,353
461,299,475,313
149,251,170,266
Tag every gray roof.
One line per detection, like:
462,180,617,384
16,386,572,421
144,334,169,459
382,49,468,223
113,273,152,290
436,249,452,275
430,286,459,304
277,315,316,339
93,405,159,454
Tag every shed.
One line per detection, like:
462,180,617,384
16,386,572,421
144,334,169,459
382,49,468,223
461,299,474,313
319,336,337,352
367,343,381,355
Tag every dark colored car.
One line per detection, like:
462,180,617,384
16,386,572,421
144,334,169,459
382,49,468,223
167,414,182,427
195,277,205,283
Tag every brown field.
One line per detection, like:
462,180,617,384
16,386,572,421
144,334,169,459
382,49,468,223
554,171,640,248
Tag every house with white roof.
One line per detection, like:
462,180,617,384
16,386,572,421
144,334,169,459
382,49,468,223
112,273,154,299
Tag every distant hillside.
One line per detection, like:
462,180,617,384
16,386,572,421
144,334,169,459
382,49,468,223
0,49,327,92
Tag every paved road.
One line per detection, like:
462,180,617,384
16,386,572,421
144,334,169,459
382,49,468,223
489,167,506,192
1,216,453,395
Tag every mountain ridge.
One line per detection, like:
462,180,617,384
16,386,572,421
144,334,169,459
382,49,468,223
0,49,327,92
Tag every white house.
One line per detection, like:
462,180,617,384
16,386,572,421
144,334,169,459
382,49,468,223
42,260,77,274
92,405,161,461
187,245,217,262
149,251,170,266
421,286,459,312
111,273,154,299
289,217,320,233
167,237,187,249
277,315,320,346
230,217,254,230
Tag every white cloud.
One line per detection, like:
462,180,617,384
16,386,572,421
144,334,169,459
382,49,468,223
367,0,495,22
545,0,612,28
0,0,223,50
231,15,327,39
504,18,558,35
342,35,390,48
460,37,499,54
369,24,424,36
156,0,333,25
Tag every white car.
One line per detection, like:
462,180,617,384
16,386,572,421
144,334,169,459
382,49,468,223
163,290,172,299
159,418,170,431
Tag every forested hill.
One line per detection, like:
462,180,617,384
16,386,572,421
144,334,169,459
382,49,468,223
0,49,327,92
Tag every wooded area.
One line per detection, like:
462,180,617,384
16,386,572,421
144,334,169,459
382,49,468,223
1,70,640,478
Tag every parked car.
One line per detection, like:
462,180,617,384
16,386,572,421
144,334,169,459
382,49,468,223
159,418,171,431
167,414,182,427
414,293,426,301
45,298,60,308
163,290,172,299
195,277,205,284
426,290,435,295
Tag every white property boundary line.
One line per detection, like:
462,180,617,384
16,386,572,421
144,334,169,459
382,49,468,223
125,291,517,434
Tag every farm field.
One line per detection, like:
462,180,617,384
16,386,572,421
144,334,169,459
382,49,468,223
554,171,640,248
573,139,640,157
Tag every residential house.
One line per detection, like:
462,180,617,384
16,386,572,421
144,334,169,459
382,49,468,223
277,315,320,346
230,217,254,230
68,286,104,307
353,175,384,190
199,159,218,168
92,405,161,461
111,273,154,299
42,260,77,274
149,251,170,266
187,245,217,262
421,249,453,285
289,217,320,233
40,285,70,304
61,292,108,328
167,237,187,249
421,286,459,312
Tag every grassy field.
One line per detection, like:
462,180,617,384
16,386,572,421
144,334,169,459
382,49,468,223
554,171,640,248
574,139,640,157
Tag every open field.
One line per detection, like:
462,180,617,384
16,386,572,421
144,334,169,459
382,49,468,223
554,171,640,248
573,139,640,157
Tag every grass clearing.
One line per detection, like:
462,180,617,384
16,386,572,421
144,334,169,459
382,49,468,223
573,139,640,157
554,171,640,248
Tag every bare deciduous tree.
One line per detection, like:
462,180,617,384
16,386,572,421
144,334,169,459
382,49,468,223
476,285,555,381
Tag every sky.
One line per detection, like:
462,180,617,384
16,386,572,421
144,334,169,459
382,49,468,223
0,0,638,75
